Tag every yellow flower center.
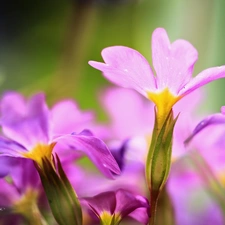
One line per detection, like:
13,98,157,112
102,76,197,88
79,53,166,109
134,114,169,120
100,211,121,225
147,88,181,128
13,188,39,218
217,173,225,189
22,143,56,168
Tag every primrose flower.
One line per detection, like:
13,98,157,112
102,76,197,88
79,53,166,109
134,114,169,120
89,28,225,122
0,92,120,178
179,107,225,225
185,106,225,185
0,158,45,225
81,189,149,225
168,157,224,225
101,87,201,161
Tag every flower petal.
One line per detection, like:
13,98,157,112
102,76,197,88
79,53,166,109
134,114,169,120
89,46,156,97
54,130,120,178
152,28,198,94
185,113,225,144
81,191,116,215
0,136,27,157
10,158,40,193
178,66,225,96
50,100,94,135
0,157,18,178
115,189,149,218
168,159,224,225
0,92,50,149
128,208,149,225
101,87,154,140
81,189,149,222
0,178,20,207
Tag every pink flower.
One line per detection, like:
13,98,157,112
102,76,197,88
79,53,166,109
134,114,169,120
89,28,225,119
168,158,224,225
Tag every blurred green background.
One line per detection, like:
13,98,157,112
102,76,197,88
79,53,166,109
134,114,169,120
1,0,225,118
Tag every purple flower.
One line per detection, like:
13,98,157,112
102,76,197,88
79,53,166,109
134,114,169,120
81,189,149,225
0,91,120,178
185,106,225,181
173,103,225,224
168,157,224,225
0,156,18,178
185,106,225,144
0,158,44,225
89,28,225,120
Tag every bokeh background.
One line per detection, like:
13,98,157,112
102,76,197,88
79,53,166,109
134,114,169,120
1,0,225,118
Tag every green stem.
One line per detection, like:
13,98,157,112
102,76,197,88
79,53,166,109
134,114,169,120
149,192,158,225
12,188,48,225
24,204,48,225
154,186,175,225
146,109,177,225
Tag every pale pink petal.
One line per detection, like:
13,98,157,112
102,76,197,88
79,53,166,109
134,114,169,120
101,88,154,140
152,28,198,94
50,100,94,135
178,66,225,96
89,46,156,97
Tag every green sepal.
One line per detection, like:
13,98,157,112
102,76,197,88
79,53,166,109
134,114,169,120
35,155,82,225
145,108,178,225
146,108,178,191
151,110,178,192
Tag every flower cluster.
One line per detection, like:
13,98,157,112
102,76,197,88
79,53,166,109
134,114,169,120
1,28,225,225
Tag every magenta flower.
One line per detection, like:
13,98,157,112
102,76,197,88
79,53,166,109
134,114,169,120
185,106,225,144
0,158,44,225
0,91,120,178
89,28,225,120
81,189,149,225
0,156,18,178
168,158,224,225
185,106,225,178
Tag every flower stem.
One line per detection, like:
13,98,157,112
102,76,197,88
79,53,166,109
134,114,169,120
13,188,48,225
149,193,158,225
146,109,177,225
24,204,48,225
